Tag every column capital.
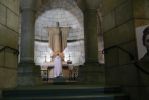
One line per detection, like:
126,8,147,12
84,8,98,14
20,0,37,12
85,0,100,10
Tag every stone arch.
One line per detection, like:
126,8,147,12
37,0,83,27
34,0,85,66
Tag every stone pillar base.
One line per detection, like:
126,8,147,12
78,62,105,85
18,62,42,86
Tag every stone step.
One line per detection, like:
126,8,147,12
2,86,129,100
2,86,121,98
2,94,129,100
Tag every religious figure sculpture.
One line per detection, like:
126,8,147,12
47,22,70,60
46,22,70,78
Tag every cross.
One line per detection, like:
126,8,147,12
56,22,63,52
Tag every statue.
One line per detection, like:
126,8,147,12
47,22,70,60
46,22,70,78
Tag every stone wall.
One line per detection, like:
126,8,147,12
0,0,19,88
102,0,140,100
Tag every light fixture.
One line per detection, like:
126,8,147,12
67,53,72,64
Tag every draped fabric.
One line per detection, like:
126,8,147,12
48,27,70,53
61,27,70,51
48,28,61,52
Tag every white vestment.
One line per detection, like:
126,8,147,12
53,55,62,77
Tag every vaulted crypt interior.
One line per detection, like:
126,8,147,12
34,2,85,66
0,0,149,100
34,0,85,79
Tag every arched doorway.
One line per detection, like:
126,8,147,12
34,0,85,81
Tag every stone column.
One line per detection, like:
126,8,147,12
18,0,40,86
84,9,98,63
78,9,105,85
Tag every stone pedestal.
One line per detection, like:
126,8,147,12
53,76,66,83
78,62,105,85
18,61,42,86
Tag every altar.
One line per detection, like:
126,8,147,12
40,22,74,81
41,61,72,80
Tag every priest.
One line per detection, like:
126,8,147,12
53,53,62,78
